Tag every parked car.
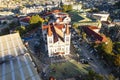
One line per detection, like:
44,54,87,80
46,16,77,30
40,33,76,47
87,57,94,61
80,59,88,64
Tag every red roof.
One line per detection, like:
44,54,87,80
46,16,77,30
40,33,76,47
42,23,70,43
58,13,67,15
66,24,70,35
44,10,61,16
48,25,52,36
45,12,52,16
88,26,99,30
54,24,64,30
52,10,61,13
83,26,107,42
20,16,31,23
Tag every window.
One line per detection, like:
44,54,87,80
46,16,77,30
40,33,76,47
49,38,52,43
66,47,69,53
57,47,61,51
66,37,69,42
54,49,56,53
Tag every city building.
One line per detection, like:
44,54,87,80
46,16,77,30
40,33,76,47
20,6,44,14
102,21,115,28
0,16,17,33
42,10,71,57
42,23,71,57
61,0,74,5
0,11,14,16
93,13,110,21
0,33,41,80
19,16,31,26
72,3,82,11
44,10,71,24
83,26,107,43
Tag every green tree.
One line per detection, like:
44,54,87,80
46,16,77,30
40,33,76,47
95,38,114,65
62,5,68,12
89,8,99,13
107,74,116,80
101,38,113,54
9,22,16,29
114,54,120,67
114,42,120,53
82,32,87,41
87,70,104,80
16,26,26,36
73,23,78,28
30,15,44,27
114,1,120,9
68,5,72,11
62,5,72,12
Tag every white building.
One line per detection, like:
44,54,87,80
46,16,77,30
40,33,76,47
42,10,71,57
0,11,14,16
44,10,71,24
72,3,82,11
20,6,44,14
56,13,71,24
42,23,71,57
93,13,110,21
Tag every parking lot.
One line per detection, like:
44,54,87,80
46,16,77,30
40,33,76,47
70,27,111,76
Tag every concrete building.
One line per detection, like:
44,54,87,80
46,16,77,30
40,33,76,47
83,26,107,43
42,24,71,57
20,6,44,14
0,33,41,80
44,10,71,25
72,3,82,11
42,10,71,57
0,11,14,16
93,13,110,21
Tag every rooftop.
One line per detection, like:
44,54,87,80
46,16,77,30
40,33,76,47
42,23,70,43
83,26,107,43
0,33,41,80
20,16,31,23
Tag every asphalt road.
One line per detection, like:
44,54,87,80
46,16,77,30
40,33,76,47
79,42,111,76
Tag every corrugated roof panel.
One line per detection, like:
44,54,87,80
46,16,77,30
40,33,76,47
0,33,41,80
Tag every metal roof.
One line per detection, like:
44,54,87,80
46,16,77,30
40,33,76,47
0,33,41,80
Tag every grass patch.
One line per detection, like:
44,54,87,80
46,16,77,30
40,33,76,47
47,60,90,79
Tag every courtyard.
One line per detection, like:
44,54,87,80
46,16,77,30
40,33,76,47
45,58,90,80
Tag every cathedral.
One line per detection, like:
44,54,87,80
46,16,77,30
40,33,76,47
42,10,71,57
